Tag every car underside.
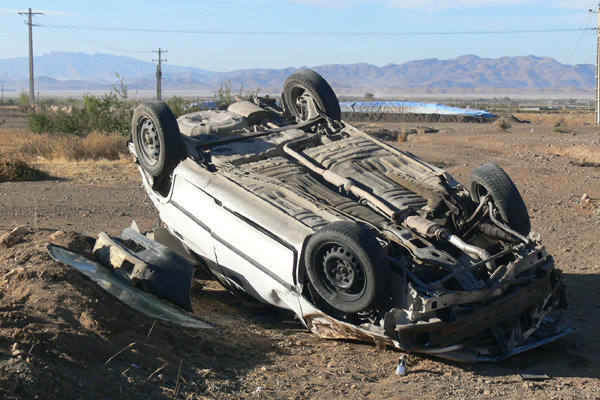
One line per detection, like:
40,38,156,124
128,69,573,361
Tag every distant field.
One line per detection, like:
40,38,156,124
2,88,596,104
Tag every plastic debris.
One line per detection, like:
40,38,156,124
519,373,550,381
46,243,211,329
396,354,408,376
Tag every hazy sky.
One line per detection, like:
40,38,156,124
0,0,597,71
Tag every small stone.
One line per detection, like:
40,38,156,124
11,343,24,356
79,311,96,330
483,389,491,395
0,227,31,248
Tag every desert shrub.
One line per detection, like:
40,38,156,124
166,96,212,118
27,75,133,137
553,126,570,133
166,96,191,118
215,80,259,108
216,80,240,108
397,126,409,142
18,91,30,107
27,110,54,133
0,156,47,182
19,131,126,161
494,118,511,131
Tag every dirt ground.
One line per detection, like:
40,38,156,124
0,111,599,399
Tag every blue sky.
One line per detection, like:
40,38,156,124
0,0,598,71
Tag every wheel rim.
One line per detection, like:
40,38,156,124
315,243,366,301
137,117,160,166
290,86,318,120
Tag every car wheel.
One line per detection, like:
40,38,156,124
304,221,389,314
469,162,530,235
283,69,341,121
131,101,182,184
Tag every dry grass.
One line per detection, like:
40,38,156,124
494,118,511,131
553,145,600,164
397,124,409,142
17,131,127,162
0,128,30,153
0,157,47,182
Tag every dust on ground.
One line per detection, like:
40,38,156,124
0,112,599,399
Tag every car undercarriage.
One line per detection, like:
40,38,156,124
125,69,573,361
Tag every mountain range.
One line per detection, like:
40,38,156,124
0,51,594,95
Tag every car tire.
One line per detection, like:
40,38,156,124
469,162,531,235
283,69,341,121
132,101,182,184
304,221,389,314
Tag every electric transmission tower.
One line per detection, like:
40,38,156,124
152,49,167,100
18,8,43,107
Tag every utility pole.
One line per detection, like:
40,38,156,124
19,8,43,107
597,3,600,125
152,49,167,101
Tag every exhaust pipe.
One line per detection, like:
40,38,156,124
404,215,495,271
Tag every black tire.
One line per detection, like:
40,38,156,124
469,163,530,236
304,221,389,314
131,101,182,183
283,69,341,121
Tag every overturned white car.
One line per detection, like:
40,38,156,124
129,69,572,361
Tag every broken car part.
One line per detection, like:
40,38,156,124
47,244,211,329
93,227,195,311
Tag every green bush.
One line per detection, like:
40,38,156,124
215,80,259,108
27,75,133,137
165,96,209,118
18,91,30,107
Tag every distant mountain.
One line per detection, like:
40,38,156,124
0,52,594,95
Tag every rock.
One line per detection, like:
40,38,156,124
581,193,590,205
0,227,31,248
11,342,24,356
49,231,93,256
79,311,97,330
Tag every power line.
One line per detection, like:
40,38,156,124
40,24,593,36
40,16,149,55
565,2,597,65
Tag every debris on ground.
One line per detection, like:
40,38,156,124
0,226,31,248
416,125,439,134
519,373,551,381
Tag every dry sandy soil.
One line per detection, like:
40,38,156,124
0,110,599,399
